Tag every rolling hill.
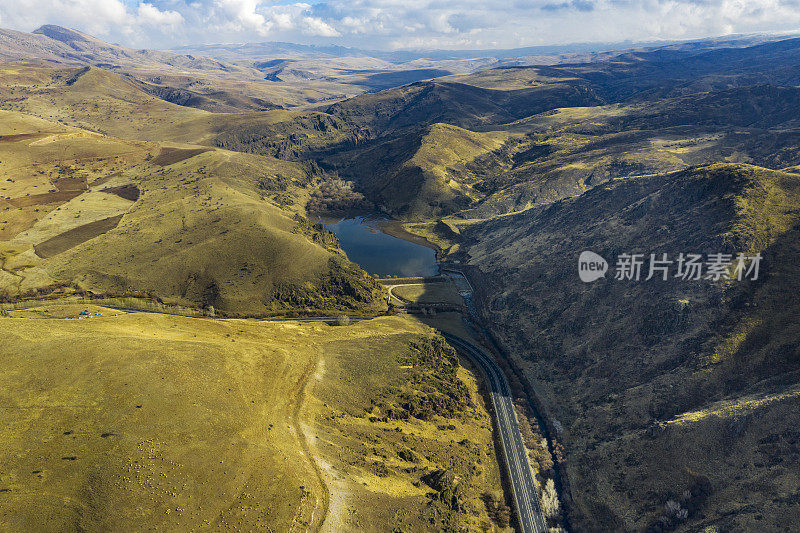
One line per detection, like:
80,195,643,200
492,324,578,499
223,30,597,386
200,37,800,221
0,309,503,531
0,25,531,111
210,73,602,219
0,109,384,316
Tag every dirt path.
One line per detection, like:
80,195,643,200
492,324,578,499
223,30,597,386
290,350,330,532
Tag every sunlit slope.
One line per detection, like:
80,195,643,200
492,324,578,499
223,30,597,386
9,39,800,223
436,84,800,218
0,309,503,531
0,63,348,150
341,123,513,219
0,25,488,111
203,42,800,220
0,25,253,77
0,307,323,531
0,26,348,111
464,163,800,531
0,64,210,140
304,316,505,532
0,114,383,315
0,111,155,292
210,76,601,219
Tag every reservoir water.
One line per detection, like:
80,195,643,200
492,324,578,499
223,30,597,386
321,216,438,277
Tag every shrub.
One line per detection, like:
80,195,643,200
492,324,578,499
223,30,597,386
482,491,511,527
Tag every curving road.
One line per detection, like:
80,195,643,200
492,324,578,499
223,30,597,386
441,332,548,533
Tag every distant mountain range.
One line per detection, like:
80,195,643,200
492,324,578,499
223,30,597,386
172,33,793,63
1,24,793,107
0,25,250,74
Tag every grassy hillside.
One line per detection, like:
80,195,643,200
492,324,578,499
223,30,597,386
0,307,504,531
324,79,601,133
305,316,506,532
0,305,327,531
9,32,800,224
339,123,513,219
0,64,212,140
0,111,384,316
201,39,800,221
440,83,800,219
463,163,800,531
552,37,800,102
4,28,800,531
0,25,329,110
13,46,800,224
209,77,600,219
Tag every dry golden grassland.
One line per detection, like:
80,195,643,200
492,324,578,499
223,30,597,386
442,67,582,90
0,64,342,148
365,123,516,219
0,307,505,531
0,305,323,531
304,315,506,532
0,108,384,315
0,65,204,139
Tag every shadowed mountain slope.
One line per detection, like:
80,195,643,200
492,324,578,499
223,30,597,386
549,37,800,102
463,163,800,531
204,38,800,220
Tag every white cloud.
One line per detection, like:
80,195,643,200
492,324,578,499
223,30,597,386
302,16,341,37
214,0,268,33
0,0,180,45
0,0,799,49
137,3,184,28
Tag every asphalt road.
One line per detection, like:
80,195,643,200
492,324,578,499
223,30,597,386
442,332,548,533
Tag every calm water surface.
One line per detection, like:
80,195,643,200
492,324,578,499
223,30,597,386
321,216,438,277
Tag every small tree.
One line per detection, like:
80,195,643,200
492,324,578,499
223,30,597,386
200,279,219,309
334,315,351,326
541,478,561,522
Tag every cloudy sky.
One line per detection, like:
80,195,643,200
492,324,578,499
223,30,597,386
1,0,799,50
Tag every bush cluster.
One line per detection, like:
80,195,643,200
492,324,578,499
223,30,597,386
306,178,373,214
482,491,511,527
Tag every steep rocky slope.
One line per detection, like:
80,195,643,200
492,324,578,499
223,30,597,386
463,163,800,531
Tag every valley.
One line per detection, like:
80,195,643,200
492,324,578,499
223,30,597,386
1,20,800,533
